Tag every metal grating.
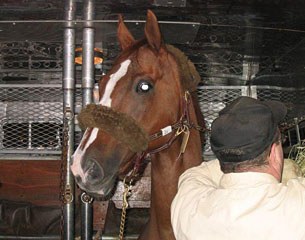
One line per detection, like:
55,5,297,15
256,86,305,123
0,42,63,84
0,84,304,159
197,86,247,158
2,119,62,149
198,85,305,159
0,85,63,155
0,84,83,157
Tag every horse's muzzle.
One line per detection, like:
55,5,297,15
84,158,104,185
71,157,104,191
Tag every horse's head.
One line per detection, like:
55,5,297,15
71,10,201,198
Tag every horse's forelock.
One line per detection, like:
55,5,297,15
115,39,147,64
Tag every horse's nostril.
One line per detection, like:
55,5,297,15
86,160,104,184
75,175,82,183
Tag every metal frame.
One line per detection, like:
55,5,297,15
62,0,76,239
80,1,95,239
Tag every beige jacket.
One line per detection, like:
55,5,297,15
171,159,305,240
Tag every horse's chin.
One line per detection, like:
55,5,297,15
78,174,118,200
84,191,112,201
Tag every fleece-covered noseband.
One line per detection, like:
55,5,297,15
77,104,149,153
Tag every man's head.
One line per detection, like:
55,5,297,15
210,96,287,173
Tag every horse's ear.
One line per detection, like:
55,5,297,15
144,10,162,52
117,14,135,50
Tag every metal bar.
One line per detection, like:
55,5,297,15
294,118,301,144
0,155,60,160
0,84,304,92
0,150,61,154
0,68,62,73
81,192,94,240
0,236,60,240
81,0,95,107
197,85,249,90
0,234,140,240
0,84,82,88
0,19,201,25
81,1,95,239
93,235,139,240
63,0,76,240
28,122,32,149
288,130,292,146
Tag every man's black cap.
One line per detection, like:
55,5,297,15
210,96,287,163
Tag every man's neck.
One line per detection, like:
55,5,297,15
243,165,281,182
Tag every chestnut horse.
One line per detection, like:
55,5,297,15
71,10,204,240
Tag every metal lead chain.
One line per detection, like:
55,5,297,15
119,176,133,240
60,117,69,239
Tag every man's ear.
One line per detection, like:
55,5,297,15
269,142,284,179
269,143,279,165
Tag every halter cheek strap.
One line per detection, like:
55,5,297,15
128,91,204,180
148,91,193,154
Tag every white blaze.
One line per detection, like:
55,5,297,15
71,128,99,182
100,59,131,107
71,59,130,183
84,128,99,150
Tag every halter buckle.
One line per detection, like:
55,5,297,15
180,126,190,154
175,124,188,136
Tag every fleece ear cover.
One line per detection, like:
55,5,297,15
77,104,149,153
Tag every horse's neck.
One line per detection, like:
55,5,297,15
142,105,203,240
150,127,202,210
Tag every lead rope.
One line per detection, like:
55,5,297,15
60,116,69,240
119,175,134,240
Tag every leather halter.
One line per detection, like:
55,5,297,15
126,91,204,181
149,91,192,152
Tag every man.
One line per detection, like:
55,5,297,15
171,96,305,240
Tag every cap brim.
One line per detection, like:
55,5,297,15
263,100,287,124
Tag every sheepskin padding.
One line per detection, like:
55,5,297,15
78,104,149,153
166,44,201,92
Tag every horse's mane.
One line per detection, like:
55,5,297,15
166,44,201,92
166,44,206,146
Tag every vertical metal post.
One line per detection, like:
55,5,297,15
63,0,76,239
294,118,301,144
242,18,261,86
82,0,95,107
81,0,95,239
288,130,292,146
81,193,94,239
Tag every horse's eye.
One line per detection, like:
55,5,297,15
136,80,153,93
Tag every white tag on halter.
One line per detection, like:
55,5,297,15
161,126,172,136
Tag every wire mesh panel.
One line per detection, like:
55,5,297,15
0,85,63,156
254,86,305,147
0,84,303,159
0,42,63,84
254,86,305,123
198,85,305,158
197,86,248,159
0,84,84,158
